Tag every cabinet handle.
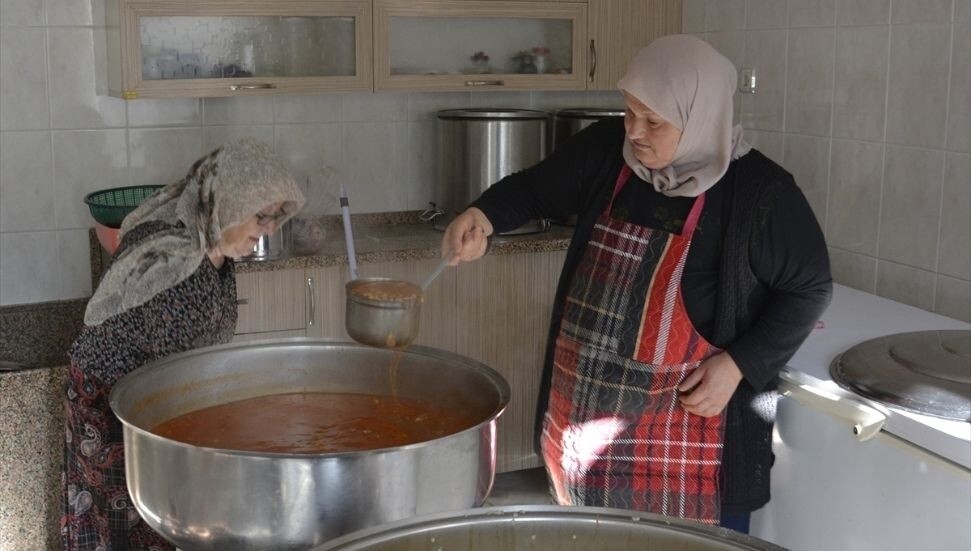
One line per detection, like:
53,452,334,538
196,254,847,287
589,39,597,82
465,80,505,87
306,276,315,327
229,83,277,91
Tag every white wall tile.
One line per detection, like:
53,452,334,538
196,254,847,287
741,30,787,131
469,91,532,109
683,0,707,32
837,0,890,25
203,95,274,125
342,122,405,212
706,31,746,73
127,98,201,127
891,0,953,24
128,127,204,187
52,129,128,230
828,247,877,292
0,0,45,27
0,28,49,130
342,92,407,122
878,145,945,269
789,0,837,26
706,0,746,31
744,129,785,164
273,123,343,196
957,0,971,21
585,90,624,108
746,0,789,29
876,260,937,309
401,121,437,210
886,24,951,148
47,0,105,26
0,231,58,305
786,28,836,136
935,274,971,322
48,28,126,129
407,92,470,121
56,229,91,300
939,153,971,279
947,24,970,152
783,134,831,225
204,125,274,151
827,139,883,254
272,94,342,124
833,26,888,140
0,130,54,232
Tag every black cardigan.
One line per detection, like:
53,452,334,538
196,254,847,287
472,118,832,513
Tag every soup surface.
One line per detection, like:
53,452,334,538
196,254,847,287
349,280,422,302
152,392,479,454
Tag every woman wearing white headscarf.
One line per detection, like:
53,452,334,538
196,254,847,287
443,35,831,531
62,138,305,550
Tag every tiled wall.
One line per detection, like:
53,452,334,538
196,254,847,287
684,0,970,322
0,0,619,306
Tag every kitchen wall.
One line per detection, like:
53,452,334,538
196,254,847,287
0,0,620,306
2,0,969,323
685,0,970,322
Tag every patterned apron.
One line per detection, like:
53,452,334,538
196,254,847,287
540,165,725,524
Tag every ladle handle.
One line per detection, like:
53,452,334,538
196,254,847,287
421,256,451,291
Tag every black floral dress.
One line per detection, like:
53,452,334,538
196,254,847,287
62,221,238,551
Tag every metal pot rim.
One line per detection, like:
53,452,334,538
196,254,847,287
109,337,510,460
346,277,422,308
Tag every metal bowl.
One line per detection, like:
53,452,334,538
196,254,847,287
345,278,422,348
314,506,787,550
109,338,510,550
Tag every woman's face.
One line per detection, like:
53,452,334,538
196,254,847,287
622,91,682,169
217,201,286,259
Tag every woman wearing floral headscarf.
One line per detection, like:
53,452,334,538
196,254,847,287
443,35,832,532
62,138,305,550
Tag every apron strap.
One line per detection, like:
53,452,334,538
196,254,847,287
611,163,707,239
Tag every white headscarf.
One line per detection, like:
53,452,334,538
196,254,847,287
84,138,305,325
617,34,751,197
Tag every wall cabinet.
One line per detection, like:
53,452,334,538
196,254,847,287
374,0,588,92
106,0,372,99
587,0,681,90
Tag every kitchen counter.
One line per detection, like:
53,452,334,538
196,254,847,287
233,212,574,274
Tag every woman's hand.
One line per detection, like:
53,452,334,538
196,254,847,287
441,207,494,266
677,352,743,417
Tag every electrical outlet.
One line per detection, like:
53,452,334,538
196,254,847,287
739,68,757,94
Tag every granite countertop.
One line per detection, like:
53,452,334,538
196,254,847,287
234,211,575,274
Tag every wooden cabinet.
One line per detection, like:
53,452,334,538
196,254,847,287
106,0,372,99
374,0,588,92
587,0,681,90
234,268,310,337
307,251,566,472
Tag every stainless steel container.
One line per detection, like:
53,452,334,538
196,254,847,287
245,218,292,261
314,506,787,550
437,109,550,235
109,339,510,551
345,277,422,349
551,108,625,226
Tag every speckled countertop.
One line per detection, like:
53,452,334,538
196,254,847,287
233,211,574,273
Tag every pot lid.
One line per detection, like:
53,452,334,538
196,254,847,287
437,108,548,120
554,107,625,119
829,330,971,421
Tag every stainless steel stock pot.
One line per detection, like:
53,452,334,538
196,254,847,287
109,339,510,551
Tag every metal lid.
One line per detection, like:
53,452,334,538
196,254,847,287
830,330,971,421
437,108,549,120
554,107,626,119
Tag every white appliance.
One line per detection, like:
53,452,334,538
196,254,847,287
750,285,970,551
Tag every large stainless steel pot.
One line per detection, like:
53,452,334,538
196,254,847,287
436,108,550,235
245,218,292,261
314,506,787,550
109,339,510,551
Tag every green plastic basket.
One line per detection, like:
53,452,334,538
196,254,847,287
84,185,163,228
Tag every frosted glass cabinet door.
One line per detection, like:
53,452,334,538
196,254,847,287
374,1,587,92
107,1,371,99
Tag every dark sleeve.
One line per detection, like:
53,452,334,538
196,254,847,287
470,118,625,233
727,180,833,390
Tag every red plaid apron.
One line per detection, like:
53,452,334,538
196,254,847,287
540,165,725,524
